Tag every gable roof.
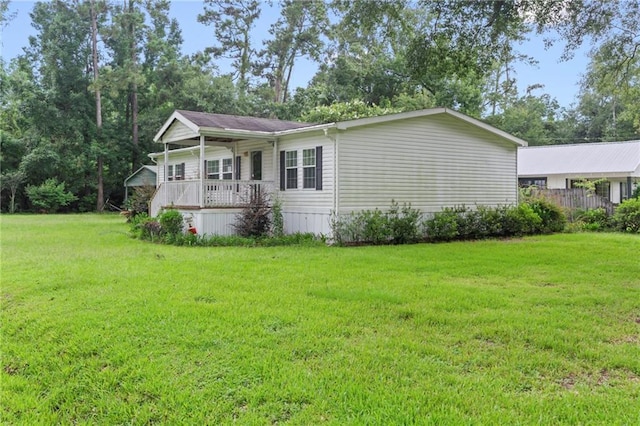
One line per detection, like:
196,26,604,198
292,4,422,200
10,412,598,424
154,110,311,142
153,108,528,147
124,165,157,187
518,140,640,177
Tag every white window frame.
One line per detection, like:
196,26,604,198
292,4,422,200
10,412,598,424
285,150,298,189
174,163,185,181
302,148,316,189
207,160,220,179
222,158,233,180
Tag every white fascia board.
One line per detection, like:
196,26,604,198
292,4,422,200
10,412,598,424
275,123,336,137
335,108,447,130
148,145,205,158
444,109,528,147
153,110,200,143
199,127,275,140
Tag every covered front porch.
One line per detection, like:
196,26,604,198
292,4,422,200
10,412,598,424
150,179,274,217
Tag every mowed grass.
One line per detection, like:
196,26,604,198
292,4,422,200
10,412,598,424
1,214,639,425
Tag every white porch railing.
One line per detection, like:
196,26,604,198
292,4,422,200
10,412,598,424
150,180,274,217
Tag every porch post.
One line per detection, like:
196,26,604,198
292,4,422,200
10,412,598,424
200,135,205,208
163,140,168,207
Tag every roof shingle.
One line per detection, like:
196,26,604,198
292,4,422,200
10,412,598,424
176,110,312,132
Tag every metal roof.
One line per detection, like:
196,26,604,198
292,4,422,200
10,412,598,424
518,140,640,176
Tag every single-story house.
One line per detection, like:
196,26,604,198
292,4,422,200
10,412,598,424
149,108,527,236
124,165,157,201
518,140,640,204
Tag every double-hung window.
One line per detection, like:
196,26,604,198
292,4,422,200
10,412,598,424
286,151,298,189
303,148,316,189
222,158,233,180
174,163,185,181
167,165,174,181
207,160,220,179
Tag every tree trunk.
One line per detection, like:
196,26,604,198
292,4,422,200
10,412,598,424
129,0,139,173
91,0,104,212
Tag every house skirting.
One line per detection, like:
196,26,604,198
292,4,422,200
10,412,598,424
173,208,332,237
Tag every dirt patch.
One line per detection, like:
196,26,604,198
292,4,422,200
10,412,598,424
559,368,638,391
610,335,639,344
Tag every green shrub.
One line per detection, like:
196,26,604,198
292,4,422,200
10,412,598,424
159,209,184,237
527,198,566,233
357,209,388,244
386,201,422,244
505,203,543,236
25,178,77,213
424,208,459,242
576,208,611,231
612,198,640,233
330,201,422,245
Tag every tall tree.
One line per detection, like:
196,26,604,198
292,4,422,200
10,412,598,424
198,0,261,96
90,0,105,211
258,0,328,104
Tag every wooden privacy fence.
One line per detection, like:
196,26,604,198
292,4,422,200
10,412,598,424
533,188,616,218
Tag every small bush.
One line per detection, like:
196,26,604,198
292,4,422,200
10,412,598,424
25,178,77,213
330,201,422,245
159,209,185,238
232,190,271,237
387,201,422,244
125,185,155,220
612,198,640,233
505,203,543,236
576,208,611,231
527,198,566,233
424,208,459,242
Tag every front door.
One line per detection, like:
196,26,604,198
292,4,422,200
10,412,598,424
251,151,262,180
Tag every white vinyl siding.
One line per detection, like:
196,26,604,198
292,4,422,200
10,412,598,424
278,133,335,214
337,114,518,214
163,120,198,143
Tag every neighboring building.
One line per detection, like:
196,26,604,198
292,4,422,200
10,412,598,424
149,108,527,236
518,141,640,204
124,165,157,201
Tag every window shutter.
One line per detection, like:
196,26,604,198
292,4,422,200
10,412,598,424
315,146,323,190
235,156,241,180
203,159,207,179
279,150,286,191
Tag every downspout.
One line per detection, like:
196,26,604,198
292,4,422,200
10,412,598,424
200,135,205,208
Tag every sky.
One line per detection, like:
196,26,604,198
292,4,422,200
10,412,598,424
1,0,590,109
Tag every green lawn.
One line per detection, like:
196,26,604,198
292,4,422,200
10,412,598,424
1,214,639,424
